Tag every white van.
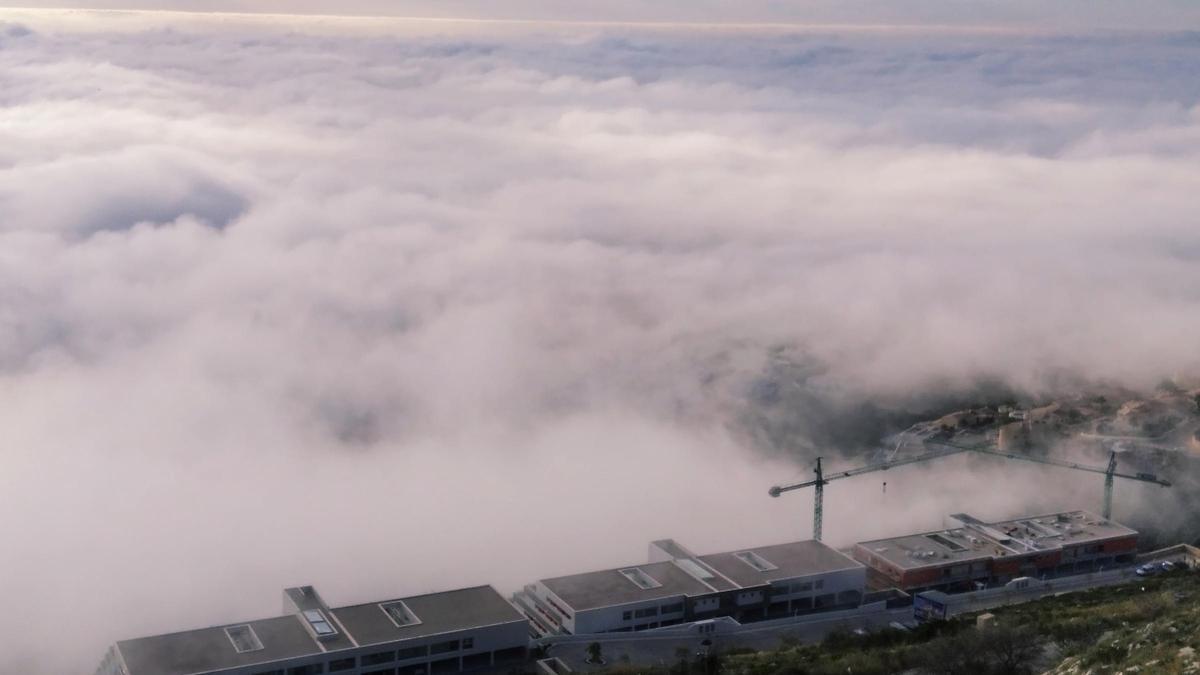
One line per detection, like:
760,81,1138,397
1005,577,1034,590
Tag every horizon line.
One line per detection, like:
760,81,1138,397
0,6,1160,35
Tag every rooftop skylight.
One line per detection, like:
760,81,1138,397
619,567,663,590
379,600,422,628
734,551,778,572
224,625,263,653
301,609,338,637
675,558,714,580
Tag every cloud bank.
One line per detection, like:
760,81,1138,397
6,2,1200,30
1,10,1199,674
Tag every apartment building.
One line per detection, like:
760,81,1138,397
94,585,528,675
512,537,865,636
852,510,1138,593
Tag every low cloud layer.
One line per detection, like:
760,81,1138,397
6,2,1200,30
1,10,1199,674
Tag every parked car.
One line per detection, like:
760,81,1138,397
1136,563,1161,577
1160,561,1178,572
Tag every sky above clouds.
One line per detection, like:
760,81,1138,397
1,7,1200,674
5,0,1200,29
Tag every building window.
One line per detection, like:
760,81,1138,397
362,651,396,666
379,601,422,628
396,646,427,661
288,666,324,675
797,582,813,592
462,637,474,650
225,625,264,653
328,658,356,672
814,580,824,590
622,610,632,621
430,639,460,655
634,607,658,619
660,602,684,614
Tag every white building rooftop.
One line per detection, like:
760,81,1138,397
114,585,524,675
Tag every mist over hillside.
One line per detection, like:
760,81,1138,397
1,10,1199,674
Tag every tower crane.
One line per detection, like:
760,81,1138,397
768,438,1174,541
925,439,1172,520
767,443,980,541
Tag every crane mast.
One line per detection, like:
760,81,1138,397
813,458,824,542
1104,451,1117,520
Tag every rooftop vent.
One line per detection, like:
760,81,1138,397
734,551,779,572
225,625,263,653
301,609,338,637
619,567,663,590
379,601,422,628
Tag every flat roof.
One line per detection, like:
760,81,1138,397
116,585,523,675
856,510,1139,571
330,585,525,647
541,539,863,611
982,509,1138,554
119,615,321,675
699,540,864,588
855,527,1001,571
541,560,715,611
650,539,740,591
